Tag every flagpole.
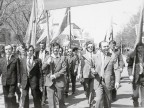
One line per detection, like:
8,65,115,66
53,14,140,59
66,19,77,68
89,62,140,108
121,36,123,54
69,7,72,48
46,10,51,54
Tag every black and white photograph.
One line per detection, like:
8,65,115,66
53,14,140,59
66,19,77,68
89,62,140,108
0,0,144,108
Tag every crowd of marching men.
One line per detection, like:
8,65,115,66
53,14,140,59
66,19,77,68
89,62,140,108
0,39,144,108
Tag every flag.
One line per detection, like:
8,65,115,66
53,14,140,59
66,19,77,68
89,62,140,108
104,31,107,41
61,23,82,40
134,7,144,48
25,0,37,48
131,4,144,76
109,19,113,41
71,23,82,40
25,0,45,48
51,8,70,43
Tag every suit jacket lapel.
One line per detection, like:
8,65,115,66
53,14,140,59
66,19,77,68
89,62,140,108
83,53,91,65
7,55,15,66
29,57,36,73
23,57,28,75
104,52,112,69
54,57,61,71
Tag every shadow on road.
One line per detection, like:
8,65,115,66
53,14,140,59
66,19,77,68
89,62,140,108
65,88,87,107
117,93,132,100
112,104,132,107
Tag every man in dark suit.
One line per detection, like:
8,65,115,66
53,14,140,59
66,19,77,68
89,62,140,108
67,48,79,94
20,45,42,108
127,43,144,107
35,42,49,106
0,45,20,108
42,42,66,108
11,44,21,102
35,42,49,62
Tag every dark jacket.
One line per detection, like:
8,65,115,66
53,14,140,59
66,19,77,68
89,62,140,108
35,50,49,59
20,56,43,89
0,55,20,86
66,55,79,76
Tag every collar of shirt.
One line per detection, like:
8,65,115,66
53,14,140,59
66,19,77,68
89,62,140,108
86,51,93,59
6,54,12,60
51,53,60,58
40,50,45,54
27,56,34,64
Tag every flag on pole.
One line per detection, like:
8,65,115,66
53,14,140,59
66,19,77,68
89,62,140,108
51,8,70,43
25,0,37,48
134,6,144,48
104,31,107,41
109,21,113,41
60,23,82,40
25,0,45,48
131,4,144,76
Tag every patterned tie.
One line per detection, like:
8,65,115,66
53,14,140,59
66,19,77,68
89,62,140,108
27,58,32,72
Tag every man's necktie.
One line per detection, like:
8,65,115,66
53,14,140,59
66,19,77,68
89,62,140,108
7,56,10,64
100,53,105,79
28,58,32,71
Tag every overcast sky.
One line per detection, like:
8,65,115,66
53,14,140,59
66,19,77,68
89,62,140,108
49,0,143,44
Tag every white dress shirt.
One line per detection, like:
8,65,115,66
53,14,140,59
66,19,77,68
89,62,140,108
39,50,46,63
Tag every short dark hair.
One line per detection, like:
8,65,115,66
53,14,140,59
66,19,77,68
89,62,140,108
27,45,35,52
85,41,93,47
99,41,108,48
85,41,95,52
72,47,78,52
5,44,13,50
136,43,144,50
109,40,116,45
40,41,46,47
52,42,61,48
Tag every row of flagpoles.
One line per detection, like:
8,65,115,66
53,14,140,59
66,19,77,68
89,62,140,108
24,0,144,52
24,0,73,50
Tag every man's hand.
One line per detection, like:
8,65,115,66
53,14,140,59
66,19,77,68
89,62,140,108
39,87,43,92
18,83,21,88
77,74,81,80
74,70,77,76
50,75,56,80
115,82,120,90
91,68,97,75
129,75,133,82
47,57,51,64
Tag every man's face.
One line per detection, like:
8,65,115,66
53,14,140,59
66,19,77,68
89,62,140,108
67,49,72,56
137,45,144,53
40,43,45,50
21,48,26,56
5,45,12,55
101,42,109,53
27,47,34,57
53,46,59,55
109,43,115,50
59,48,63,56
87,44,93,53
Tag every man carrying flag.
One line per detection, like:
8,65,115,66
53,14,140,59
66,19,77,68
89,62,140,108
126,5,144,107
